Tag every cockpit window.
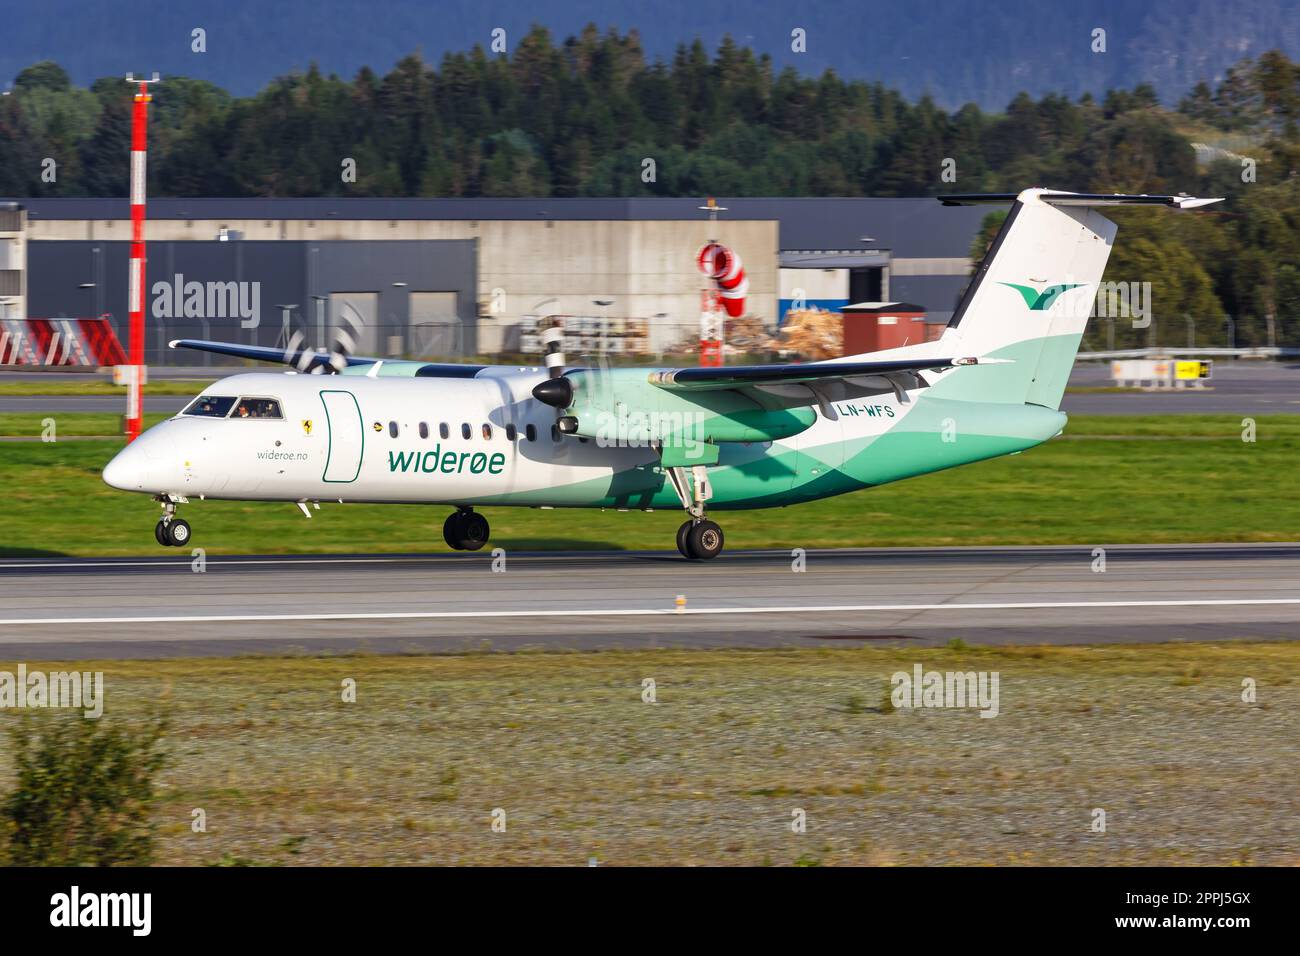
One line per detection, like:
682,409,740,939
231,397,284,420
182,395,237,418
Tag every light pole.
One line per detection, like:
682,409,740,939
390,282,409,357
274,304,298,354
1226,315,1235,350
653,312,668,360
593,299,613,357
311,294,327,351
532,298,559,364
1186,315,1195,350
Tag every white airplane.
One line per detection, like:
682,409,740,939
103,188,1220,559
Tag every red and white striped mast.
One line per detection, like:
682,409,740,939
123,72,159,442
697,199,725,367
696,198,747,368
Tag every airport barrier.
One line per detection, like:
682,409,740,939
0,317,127,367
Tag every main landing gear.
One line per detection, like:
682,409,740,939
676,518,724,560
666,464,724,560
153,497,192,548
443,508,490,551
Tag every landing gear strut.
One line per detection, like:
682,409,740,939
667,465,724,560
154,497,192,548
443,508,490,551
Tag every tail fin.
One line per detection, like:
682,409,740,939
931,189,1221,409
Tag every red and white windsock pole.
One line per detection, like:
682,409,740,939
695,198,744,368
124,72,159,442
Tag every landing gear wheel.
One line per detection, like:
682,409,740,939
684,520,724,560
443,512,467,550
154,519,170,548
165,518,192,548
459,512,490,551
676,520,693,558
443,510,490,551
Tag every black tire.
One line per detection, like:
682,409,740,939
676,520,693,558
443,512,466,550
154,519,169,547
685,520,724,560
459,512,490,551
165,518,192,548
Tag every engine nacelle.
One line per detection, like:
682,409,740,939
536,368,816,449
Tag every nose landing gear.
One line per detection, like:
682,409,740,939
154,496,192,548
443,508,490,551
155,517,191,548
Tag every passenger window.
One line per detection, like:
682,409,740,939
419,422,429,439
505,424,517,441
231,397,283,419
388,421,399,438
182,395,237,418
461,423,471,440
439,423,449,440
525,424,536,442
482,423,492,440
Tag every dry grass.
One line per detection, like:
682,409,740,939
1,642,1295,866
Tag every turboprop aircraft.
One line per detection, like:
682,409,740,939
102,188,1220,559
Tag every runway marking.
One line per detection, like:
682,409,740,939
2,543,1299,572
4,597,1300,627
0,557,423,570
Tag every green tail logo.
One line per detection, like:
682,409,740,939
1000,282,1085,311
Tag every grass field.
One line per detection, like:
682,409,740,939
0,380,213,397
0,412,169,438
0,413,1296,556
1,642,1293,866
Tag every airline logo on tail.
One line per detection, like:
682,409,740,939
999,282,1085,310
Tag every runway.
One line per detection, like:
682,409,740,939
1,543,1298,659
1060,361,1300,414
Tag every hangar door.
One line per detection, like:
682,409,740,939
329,292,379,357
320,390,364,483
409,291,461,358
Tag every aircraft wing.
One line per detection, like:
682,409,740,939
170,338,376,371
647,356,1006,407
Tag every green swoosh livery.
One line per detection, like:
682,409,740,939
999,282,1085,310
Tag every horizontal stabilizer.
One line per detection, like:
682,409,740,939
940,190,1223,209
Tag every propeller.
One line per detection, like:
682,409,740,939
530,314,619,442
280,300,365,374
532,322,573,408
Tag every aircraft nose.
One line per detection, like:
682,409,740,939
102,443,153,492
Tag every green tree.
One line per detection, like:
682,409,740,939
2,714,168,866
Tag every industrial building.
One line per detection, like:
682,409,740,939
0,197,988,364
